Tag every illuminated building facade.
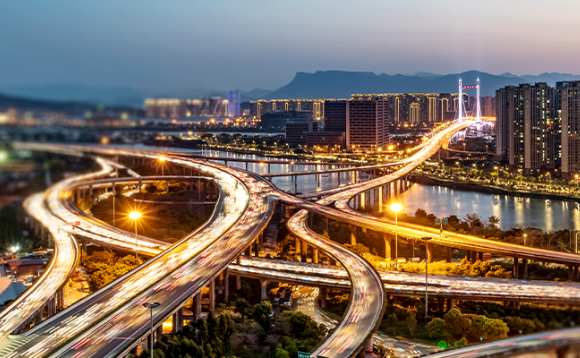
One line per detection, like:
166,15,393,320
227,91,241,117
499,83,558,175
561,81,580,179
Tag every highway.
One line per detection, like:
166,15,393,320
0,157,117,339
230,258,580,305
1,146,279,358
287,209,385,358
10,123,580,358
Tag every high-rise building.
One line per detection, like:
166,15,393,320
561,81,580,179
427,94,438,123
409,102,420,125
498,83,557,175
324,101,348,133
227,91,241,117
285,120,319,146
347,99,389,152
495,87,510,161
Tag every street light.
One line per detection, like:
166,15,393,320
523,233,527,246
159,156,166,176
143,302,160,358
129,212,142,261
390,203,402,267
422,237,432,318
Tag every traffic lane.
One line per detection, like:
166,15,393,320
15,160,247,357
288,210,385,358
335,201,580,266
51,183,274,358
0,158,115,339
234,258,580,304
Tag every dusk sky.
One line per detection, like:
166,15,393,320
2,0,580,92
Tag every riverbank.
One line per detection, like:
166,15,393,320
411,175,580,203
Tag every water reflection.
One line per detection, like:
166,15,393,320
396,184,580,231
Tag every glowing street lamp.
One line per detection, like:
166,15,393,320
129,212,142,260
390,203,402,267
159,156,166,176
523,233,527,246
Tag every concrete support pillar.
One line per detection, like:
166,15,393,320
301,240,308,262
48,297,56,316
193,294,201,321
81,240,88,264
319,288,327,308
478,252,484,261
57,289,64,310
575,266,579,282
312,248,319,264
166,180,169,194
349,224,356,245
260,279,268,301
569,266,576,282
209,280,215,312
522,259,528,280
308,212,313,229
383,233,392,259
236,275,242,290
513,258,520,279
438,298,445,316
323,217,329,234
408,239,415,259
156,325,163,340
172,307,184,333
224,269,230,303
295,237,301,256
34,309,43,326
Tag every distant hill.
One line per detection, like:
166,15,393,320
0,92,94,112
0,84,148,108
264,70,580,99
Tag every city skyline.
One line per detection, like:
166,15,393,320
3,0,580,92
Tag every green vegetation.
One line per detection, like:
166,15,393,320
91,194,204,244
134,300,327,358
0,206,24,252
85,250,142,291
427,308,508,344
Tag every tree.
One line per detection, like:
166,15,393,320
427,317,446,339
405,311,418,338
384,313,398,336
273,343,291,358
454,337,468,348
250,301,273,332
487,215,500,229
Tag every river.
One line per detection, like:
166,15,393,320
106,144,579,232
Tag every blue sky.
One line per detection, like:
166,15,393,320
2,0,579,91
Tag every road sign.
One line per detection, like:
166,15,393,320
442,218,448,225
298,352,310,358
435,218,440,225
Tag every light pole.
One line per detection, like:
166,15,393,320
390,203,402,267
494,166,499,182
422,237,432,318
129,212,142,261
143,302,160,358
159,156,166,176
523,233,527,246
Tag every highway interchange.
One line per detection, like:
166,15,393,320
4,119,580,357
